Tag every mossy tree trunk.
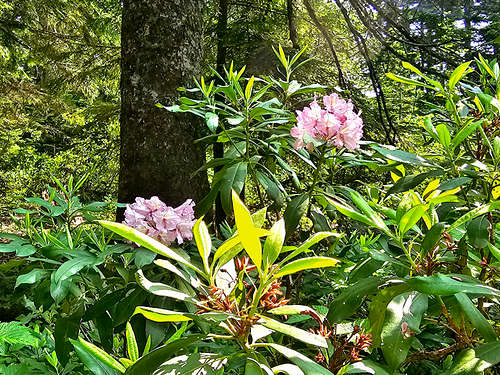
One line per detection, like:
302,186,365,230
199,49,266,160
118,0,208,215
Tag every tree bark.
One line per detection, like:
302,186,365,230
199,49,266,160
303,0,346,90
287,0,299,49
118,0,209,217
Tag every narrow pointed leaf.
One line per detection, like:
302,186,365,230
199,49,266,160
273,257,338,280
193,218,211,274
258,316,327,348
126,323,139,362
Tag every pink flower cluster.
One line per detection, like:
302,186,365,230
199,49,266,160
291,93,363,151
124,196,196,246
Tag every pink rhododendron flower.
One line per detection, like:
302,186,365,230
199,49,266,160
124,196,196,246
291,93,363,151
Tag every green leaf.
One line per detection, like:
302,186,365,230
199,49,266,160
0,322,38,346
442,348,490,375
477,93,500,112
0,234,36,256
448,202,500,233
15,268,48,288
280,232,340,265
387,170,443,196
371,145,436,167
126,323,139,362
268,305,323,319
124,336,204,375
325,197,373,228
448,61,472,90
255,171,284,209
487,242,500,262
467,215,490,249
216,162,248,216
346,360,391,375
476,342,500,366
273,257,338,280
369,284,411,347
133,307,192,323
245,76,255,100
135,270,198,303
205,112,219,132
328,277,385,323
232,190,264,270
256,343,335,375
71,337,125,375
284,195,309,236
245,357,273,375
455,293,496,342
272,364,305,375
438,177,472,191
381,292,428,370
401,61,443,90
98,220,203,275
451,120,481,151
421,223,445,256
423,117,440,142
54,254,97,284
436,124,451,148
345,188,390,234
193,218,211,275
263,219,286,271
399,204,428,235
406,273,500,297
257,316,328,348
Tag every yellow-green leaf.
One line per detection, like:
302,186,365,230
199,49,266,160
126,322,139,362
133,306,192,322
193,217,211,275
232,190,263,270
273,257,339,280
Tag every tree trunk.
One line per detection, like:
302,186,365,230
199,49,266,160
118,0,208,216
287,0,299,49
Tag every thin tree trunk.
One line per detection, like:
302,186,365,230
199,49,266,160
335,0,396,144
287,0,299,49
303,0,347,90
118,0,209,218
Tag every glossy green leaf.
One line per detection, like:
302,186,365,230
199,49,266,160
442,348,490,375
328,277,385,323
126,323,139,362
216,162,248,215
451,120,481,151
346,360,391,375
136,270,198,303
448,202,500,233
272,364,305,375
257,344,335,375
467,215,490,248
406,273,500,297
381,292,428,370
436,124,451,148
232,190,263,270
133,307,192,322
325,197,373,228
284,194,309,236
399,204,427,235
273,257,338,280
263,219,286,271
386,73,435,90
71,337,126,375
257,316,327,348
280,232,340,265
205,112,219,132
54,254,97,284
124,336,204,375
387,170,442,196
476,342,500,366
371,145,436,167
421,222,445,256
98,220,203,275
455,293,496,342
369,284,411,347
193,218,211,275
245,357,273,375
448,61,472,90
15,268,48,288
